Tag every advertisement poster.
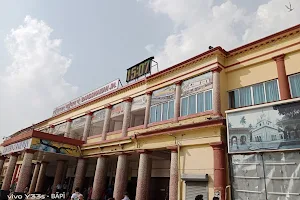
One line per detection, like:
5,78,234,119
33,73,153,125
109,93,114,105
30,138,80,157
181,72,212,97
151,85,175,106
111,103,125,118
131,95,147,111
227,101,300,153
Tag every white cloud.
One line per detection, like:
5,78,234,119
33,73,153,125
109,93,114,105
144,0,300,69
0,16,78,138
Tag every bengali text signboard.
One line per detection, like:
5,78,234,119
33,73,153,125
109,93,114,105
53,79,120,116
181,72,213,97
151,85,175,106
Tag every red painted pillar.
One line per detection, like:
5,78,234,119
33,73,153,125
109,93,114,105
2,153,18,191
122,97,133,137
167,146,178,200
15,150,35,193
0,156,6,176
91,156,107,200
102,104,113,141
210,142,226,200
144,91,152,128
212,66,222,115
135,150,152,200
174,80,183,122
273,54,291,100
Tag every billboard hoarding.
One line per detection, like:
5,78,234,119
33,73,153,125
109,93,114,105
227,101,300,153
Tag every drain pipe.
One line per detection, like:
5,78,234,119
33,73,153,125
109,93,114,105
225,185,231,200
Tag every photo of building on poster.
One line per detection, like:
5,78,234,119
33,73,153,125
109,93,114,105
227,101,300,153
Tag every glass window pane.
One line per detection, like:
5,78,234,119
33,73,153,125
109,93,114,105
162,102,168,120
168,100,174,119
188,95,196,115
181,97,188,116
290,74,300,98
150,106,156,123
156,105,162,122
229,90,239,108
239,87,252,107
265,80,280,102
253,83,265,105
233,90,240,108
205,90,212,111
197,93,204,112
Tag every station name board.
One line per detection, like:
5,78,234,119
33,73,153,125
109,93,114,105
53,79,120,116
126,57,154,82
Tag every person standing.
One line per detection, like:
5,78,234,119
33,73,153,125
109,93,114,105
122,192,130,200
71,187,83,200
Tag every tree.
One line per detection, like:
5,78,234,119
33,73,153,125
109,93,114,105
248,123,253,128
240,116,246,127
273,102,300,119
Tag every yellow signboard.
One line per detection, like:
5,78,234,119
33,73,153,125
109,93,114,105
30,138,80,157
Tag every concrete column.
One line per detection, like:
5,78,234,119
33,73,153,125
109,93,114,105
64,119,72,137
135,150,152,200
82,111,93,142
144,91,152,128
273,54,291,100
168,147,178,200
1,153,18,191
91,156,108,200
35,161,49,193
61,161,69,184
174,81,182,122
210,142,226,200
15,150,35,193
0,156,6,176
212,67,222,115
102,104,112,141
29,162,41,194
122,97,133,137
72,158,87,192
52,160,65,193
49,125,55,134
113,154,129,200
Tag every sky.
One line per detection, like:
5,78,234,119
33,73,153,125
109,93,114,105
0,0,299,140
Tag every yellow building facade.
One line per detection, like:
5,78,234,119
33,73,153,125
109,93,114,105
0,24,299,200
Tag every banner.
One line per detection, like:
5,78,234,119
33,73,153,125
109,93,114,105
53,79,120,116
151,85,175,106
92,109,106,123
227,100,300,153
30,138,80,157
111,103,125,118
2,139,32,155
131,95,147,111
181,72,212,97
